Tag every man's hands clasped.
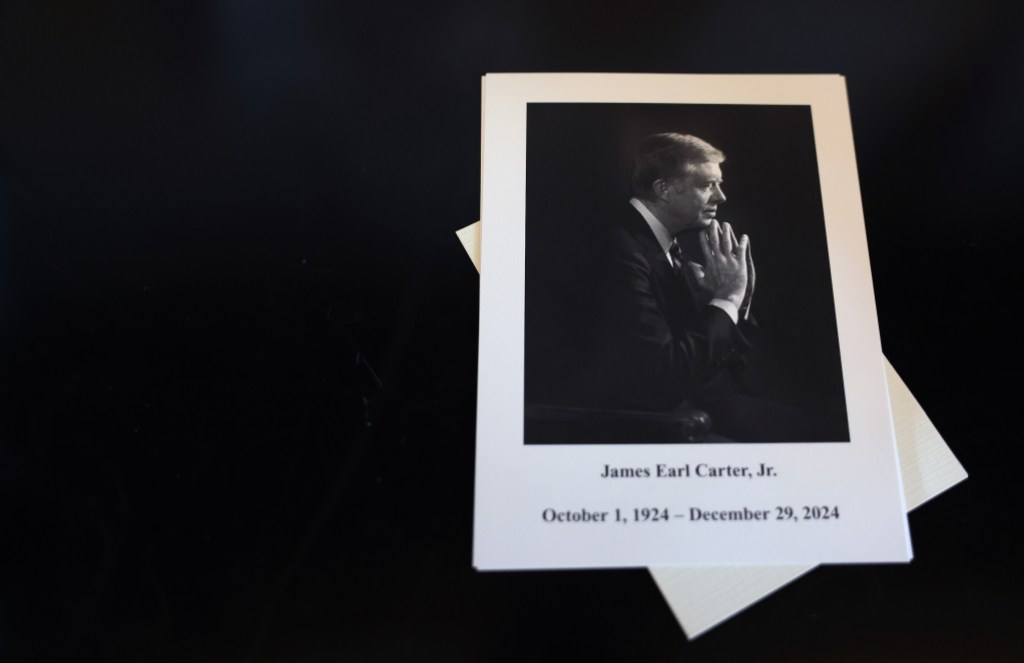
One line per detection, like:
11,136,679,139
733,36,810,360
687,219,756,319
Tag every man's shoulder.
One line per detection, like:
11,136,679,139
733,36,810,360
609,203,657,256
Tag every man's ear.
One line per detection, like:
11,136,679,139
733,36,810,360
652,178,671,202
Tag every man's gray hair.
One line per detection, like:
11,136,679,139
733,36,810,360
630,133,725,200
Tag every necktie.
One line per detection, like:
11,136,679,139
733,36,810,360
668,239,686,274
670,239,712,306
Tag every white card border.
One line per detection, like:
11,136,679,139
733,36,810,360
475,73,912,569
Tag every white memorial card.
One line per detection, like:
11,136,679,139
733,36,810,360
474,74,912,569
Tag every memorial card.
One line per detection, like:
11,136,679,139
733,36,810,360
474,74,912,569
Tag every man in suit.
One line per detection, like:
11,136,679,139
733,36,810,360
597,133,831,442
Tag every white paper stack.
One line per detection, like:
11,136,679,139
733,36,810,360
462,72,966,636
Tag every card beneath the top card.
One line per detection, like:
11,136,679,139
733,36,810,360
473,73,911,569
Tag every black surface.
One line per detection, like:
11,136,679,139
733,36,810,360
1,1,1020,661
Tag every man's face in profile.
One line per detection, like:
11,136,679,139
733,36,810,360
663,161,726,233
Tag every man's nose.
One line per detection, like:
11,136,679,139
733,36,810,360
712,184,726,204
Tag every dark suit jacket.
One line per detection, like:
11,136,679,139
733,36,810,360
594,204,754,412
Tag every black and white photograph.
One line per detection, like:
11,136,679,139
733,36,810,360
524,103,849,444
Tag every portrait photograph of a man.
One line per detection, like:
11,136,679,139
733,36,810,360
523,103,851,444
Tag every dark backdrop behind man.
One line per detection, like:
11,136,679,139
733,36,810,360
524,104,849,443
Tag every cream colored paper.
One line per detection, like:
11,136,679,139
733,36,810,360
458,219,966,636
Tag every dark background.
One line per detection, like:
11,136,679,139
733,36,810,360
525,103,847,434
0,1,1019,661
